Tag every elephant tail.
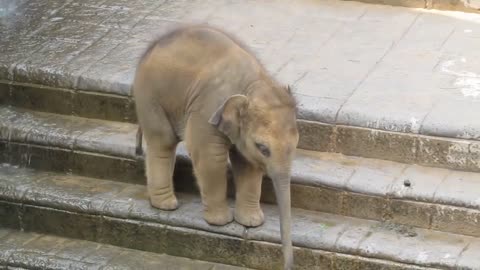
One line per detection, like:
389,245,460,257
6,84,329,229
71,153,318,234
135,126,144,156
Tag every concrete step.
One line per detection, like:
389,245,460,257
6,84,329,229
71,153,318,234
1,106,479,238
1,0,480,172
0,228,248,270
351,0,480,12
0,164,479,270
3,83,480,175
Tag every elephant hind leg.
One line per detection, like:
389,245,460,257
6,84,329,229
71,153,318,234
140,107,179,210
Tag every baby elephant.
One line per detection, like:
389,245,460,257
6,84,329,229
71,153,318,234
133,25,298,269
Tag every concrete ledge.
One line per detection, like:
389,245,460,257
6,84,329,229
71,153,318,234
428,0,480,12
3,85,480,172
0,167,477,269
0,228,248,270
1,107,480,237
346,0,480,12
298,120,480,172
0,80,136,123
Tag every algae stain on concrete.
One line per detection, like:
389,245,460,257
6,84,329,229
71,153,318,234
446,143,469,167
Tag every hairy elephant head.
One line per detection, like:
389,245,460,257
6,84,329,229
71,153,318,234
209,80,299,269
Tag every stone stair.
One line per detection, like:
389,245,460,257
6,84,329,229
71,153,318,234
1,106,480,239
0,158,479,270
2,0,480,269
0,228,248,269
4,79,480,174
1,106,480,269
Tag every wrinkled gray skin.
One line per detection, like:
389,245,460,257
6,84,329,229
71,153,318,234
133,25,298,269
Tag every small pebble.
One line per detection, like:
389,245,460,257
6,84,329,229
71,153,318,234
403,179,411,187
50,17,64,22
407,231,418,237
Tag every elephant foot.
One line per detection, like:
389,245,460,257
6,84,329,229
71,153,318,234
234,205,264,227
203,206,234,226
150,193,178,211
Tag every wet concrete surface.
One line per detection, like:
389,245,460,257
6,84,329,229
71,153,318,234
0,164,479,269
1,1,480,268
1,0,480,142
1,105,480,238
1,0,480,174
0,228,250,269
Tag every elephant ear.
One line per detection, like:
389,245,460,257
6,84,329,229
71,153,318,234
208,95,248,142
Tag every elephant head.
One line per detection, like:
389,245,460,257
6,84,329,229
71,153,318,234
209,80,298,269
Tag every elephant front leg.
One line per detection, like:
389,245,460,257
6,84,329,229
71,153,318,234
189,142,233,226
230,149,264,227
145,135,178,210
185,114,233,225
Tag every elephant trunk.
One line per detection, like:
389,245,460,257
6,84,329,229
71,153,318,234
272,172,293,270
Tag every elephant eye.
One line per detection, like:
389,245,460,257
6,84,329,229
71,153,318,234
255,142,271,157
